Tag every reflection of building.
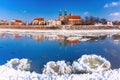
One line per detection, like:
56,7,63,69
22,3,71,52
66,37,80,45
1,33,6,38
0,19,7,25
10,20,23,25
32,18,45,25
59,10,81,25
58,36,80,46
32,35,44,41
47,20,61,26
11,34,22,39
45,35,59,40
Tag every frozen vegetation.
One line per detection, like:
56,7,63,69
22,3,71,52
0,54,120,80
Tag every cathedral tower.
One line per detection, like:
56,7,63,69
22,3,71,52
59,9,63,21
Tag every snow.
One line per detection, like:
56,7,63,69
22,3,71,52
72,55,111,73
5,58,30,71
43,61,72,75
0,55,119,80
80,38,91,41
0,65,120,80
1,29,120,37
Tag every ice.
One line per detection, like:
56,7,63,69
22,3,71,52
72,55,111,73
0,65,120,80
42,61,72,75
5,58,30,71
0,55,120,80
80,38,91,41
43,55,111,75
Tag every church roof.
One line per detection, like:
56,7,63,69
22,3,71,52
67,16,81,19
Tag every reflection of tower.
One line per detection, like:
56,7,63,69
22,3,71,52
59,9,63,21
59,41,62,49
64,37,67,49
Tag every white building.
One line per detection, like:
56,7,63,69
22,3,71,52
47,20,61,26
107,21,113,26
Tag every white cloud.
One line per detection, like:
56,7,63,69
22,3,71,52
111,2,118,6
109,12,120,17
22,10,27,14
104,4,109,8
83,12,89,15
104,1,120,8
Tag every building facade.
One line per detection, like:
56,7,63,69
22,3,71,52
47,20,61,26
0,19,7,25
32,18,45,25
67,13,81,25
9,20,23,25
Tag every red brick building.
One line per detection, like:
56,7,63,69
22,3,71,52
67,14,81,25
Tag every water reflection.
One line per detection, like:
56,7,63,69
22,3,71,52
1,32,120,73
11,34,22,39
1,32,120,46
32,35,44,42
104,48,118,56
0,33,6,38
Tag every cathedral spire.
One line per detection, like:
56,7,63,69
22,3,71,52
64,9,67,16
59,9,62,16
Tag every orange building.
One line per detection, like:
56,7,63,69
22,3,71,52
32,18,45,25
67,13,81,25
10,20,23,25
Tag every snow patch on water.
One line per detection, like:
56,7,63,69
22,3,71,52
42,55,111,75
72,54,111,73
4,58,30,71
43,61,72,75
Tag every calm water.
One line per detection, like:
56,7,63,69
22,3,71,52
0,33,120,73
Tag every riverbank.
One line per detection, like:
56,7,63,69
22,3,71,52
0,28,120,36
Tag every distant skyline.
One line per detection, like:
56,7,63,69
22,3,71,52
0,0,120,22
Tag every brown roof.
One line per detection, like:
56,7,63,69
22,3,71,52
67,16,81,19
34,18,44,21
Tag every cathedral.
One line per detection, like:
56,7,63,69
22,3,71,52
59,9,81,25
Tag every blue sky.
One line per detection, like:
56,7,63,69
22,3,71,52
0,0,120,22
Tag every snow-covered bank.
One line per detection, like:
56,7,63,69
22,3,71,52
1,65,120,80
0,29,120,36
0,54,118,80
